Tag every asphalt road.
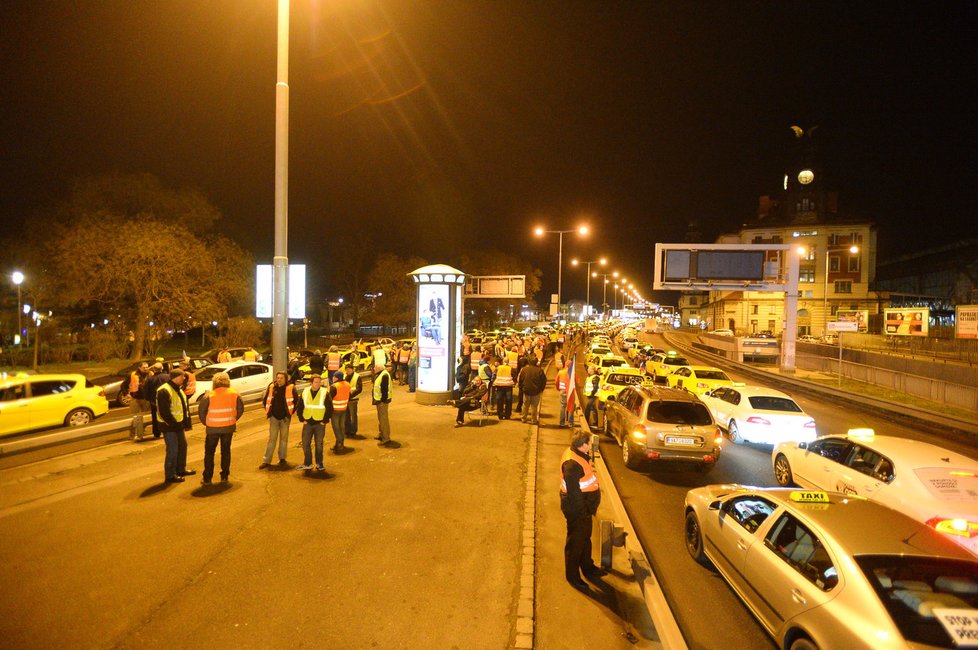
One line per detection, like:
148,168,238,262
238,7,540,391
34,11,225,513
586,330,978,650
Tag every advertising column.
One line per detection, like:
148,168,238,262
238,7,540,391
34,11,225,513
409,265,467,405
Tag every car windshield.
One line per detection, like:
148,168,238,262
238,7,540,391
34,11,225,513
747,396,802,412
647,401,712,425
607,373,643,386
856,554,978,648
696,370,729,381
664,357,689,366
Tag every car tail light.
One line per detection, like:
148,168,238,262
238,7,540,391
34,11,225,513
804,420,817,428
703,455,716,463
926,517,978,538
747,416,771,426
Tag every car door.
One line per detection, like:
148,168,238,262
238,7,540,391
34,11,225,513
740,513,839,635
705,495,777,594
26,379,77,429
0,383,32,435
835,444,889,497
239,365,268,398
607,388,631,443
709,388,732,425
791,438,853,489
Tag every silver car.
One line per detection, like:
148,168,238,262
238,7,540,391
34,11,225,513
603,385,722,472
684,485,978,649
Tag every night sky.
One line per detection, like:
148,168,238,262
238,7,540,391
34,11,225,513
1,1,975,304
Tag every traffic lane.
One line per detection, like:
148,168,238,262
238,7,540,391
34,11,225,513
599,437,777,650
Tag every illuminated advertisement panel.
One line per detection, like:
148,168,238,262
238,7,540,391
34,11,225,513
956,305,978,339
255,264,306,319
883,308,929,336
417,284,450,392
835,309,869,333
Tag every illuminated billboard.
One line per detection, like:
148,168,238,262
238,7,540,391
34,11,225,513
883,308,929,336
417,284,450,392
835,309,869,333
663,249,765,282
956,305,978,339
255,264,306,319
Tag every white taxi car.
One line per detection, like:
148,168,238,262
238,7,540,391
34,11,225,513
685,485,978,650
188,361,274,404
773,430,978,556
700,385,817,445
0,373,109,436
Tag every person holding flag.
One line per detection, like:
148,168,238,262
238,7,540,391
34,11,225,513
555,355,576,428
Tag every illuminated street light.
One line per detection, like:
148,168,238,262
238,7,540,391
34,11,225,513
534,224,589,316
271,0,290,373
11,270,24,346
799,243,861,336
571,257,607,318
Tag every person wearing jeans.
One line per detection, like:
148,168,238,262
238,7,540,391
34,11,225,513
260,371,295,468
295,374,332,471
196,371,244,483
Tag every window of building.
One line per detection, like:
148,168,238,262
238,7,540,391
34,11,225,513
834,281,852,294
829,255,840,272
751,305,759,314
799,269,815,283
802,247,816,261
848,256,860,272
768,320,777,331
804,290,813,298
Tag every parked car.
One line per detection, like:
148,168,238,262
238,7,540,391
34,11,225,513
666,366,735,396
797,335,821,344
772,430,978,557
593,367,653,404
202,347,263,363
603,384,722,472
710,328,734,336
645,351,690,383
91,356,211,407
700,385,816,445
1,373,109,436
187,361,274,403
683,485,978,650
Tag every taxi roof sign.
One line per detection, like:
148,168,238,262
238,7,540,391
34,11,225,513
789,491,830,504
666,350,679,357
847,428,875,439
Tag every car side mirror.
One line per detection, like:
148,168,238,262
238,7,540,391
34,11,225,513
798,442,808,450
708,500,722,511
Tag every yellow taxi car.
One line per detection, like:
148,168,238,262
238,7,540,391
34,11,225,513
0,373,109,436
684,485,978,650
593,366,653,404
666,366,736,395
645,350,690,383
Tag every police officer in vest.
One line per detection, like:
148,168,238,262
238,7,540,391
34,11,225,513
295,374,332,471
560,431,606,591
157,368,195,484
197,371,244,484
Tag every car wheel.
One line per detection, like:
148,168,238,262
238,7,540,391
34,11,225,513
116,392,132,408
65,408,94,427
728,420,742,444
622,440,643,470
684,510,708,564
789,637,819,650
774,454,794,487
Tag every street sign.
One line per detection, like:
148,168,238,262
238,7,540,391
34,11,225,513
827,320,858,332
463,275,526,298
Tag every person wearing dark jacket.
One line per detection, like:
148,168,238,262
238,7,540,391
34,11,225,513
142,363,168,438
514,353,528,414
583,365,601,429
156,368,194,483
294,374,333,471
560,431,604,591
450,376,488,427
518,357,547,424
343,364,364,439
260,371,296,468
197,371,245,484
373,363,394,447
308,350,325,377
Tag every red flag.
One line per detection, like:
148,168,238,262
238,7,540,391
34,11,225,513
565,355,576,417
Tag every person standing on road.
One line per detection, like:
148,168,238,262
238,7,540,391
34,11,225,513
142,362,168,438
493,361,515,420
259,371,295,469
156,368,195,484
127,361,151,440
329,370,351,453
555,363,575,428
295,374,332,471
197,371,244,484
407,343,418,393
179,358,197,401
308,350,325,377
560,430,605,591
343,363,363,439
217,347,232,363
373,363,394,447
519,357,546,424
583,365,601,429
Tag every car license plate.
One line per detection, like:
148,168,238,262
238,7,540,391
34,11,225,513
666,436,696,445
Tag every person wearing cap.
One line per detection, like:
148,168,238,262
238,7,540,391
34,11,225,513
156,368,195,483
294,374,332,471
329,370,351,453
142,362,169,438
560,430,605,591
372,363,394,446
197,371,244,483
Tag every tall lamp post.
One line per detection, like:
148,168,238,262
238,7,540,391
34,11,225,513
801,244,859,337
571,257,606,318
11,271,24,345
271,0,290,373
534,225,588,317
596,271,618,315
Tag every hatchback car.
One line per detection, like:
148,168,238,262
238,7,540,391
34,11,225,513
773,430,978,556
700,385,816,445
187,361,274,404
604,385,722,472
0,373,109,436
593,367,653,404
684,485,978,650
666,365,735,395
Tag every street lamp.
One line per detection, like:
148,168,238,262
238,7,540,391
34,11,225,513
595,270,618,314
534,224,588,316
571,257,606,318
800,243,859,336
11,270,23,345
271,0,290,374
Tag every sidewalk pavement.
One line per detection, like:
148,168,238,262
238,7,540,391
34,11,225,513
0,367,660,649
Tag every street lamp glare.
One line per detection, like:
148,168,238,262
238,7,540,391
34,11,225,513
592,271,597,278
578,225,589,236
534,226,544,237
599,258,607,265
797,246,807,256
12,271,24,285
571,258,579,266
613,271,619,278
849,245,859,254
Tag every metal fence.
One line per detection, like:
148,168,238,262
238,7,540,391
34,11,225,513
840,333,978,365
